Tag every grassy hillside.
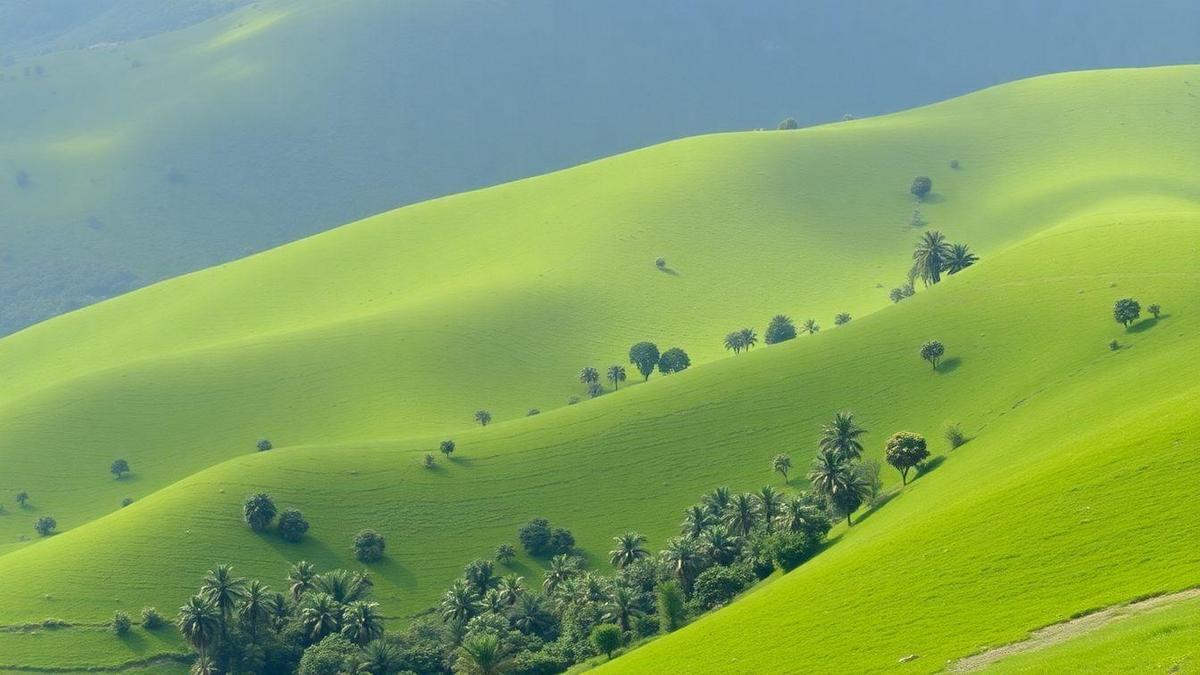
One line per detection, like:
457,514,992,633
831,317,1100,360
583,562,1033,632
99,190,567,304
0,66,1197,669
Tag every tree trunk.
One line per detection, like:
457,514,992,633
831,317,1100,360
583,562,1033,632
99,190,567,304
901,468,909,485
846,512,852,526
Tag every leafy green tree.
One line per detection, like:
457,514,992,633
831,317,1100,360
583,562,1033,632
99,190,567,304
353,529,386,563
738,328,758,352
340,600,384,645
440,439,456,457
474,410,492,427
518,518,552,556
34,516,56,536
723,331,744,354
656,581,687,633
548,527,575,554
606,365,627,390
755,486,782,533
692,564,754,609
456,633,511,675
278,508,310,543
724,493,760,537
609,531,650,569
177,595,222,668
800,319,819,335
299,593,343,643
884,431,929,485
628,342,661,381
602,586,642,632
819,412,868,461
110,458,130,479
1114,298,1141,328
201,564,248,624
441,579,482,624
111,610,132,635
772,453,792,483
288,561,318,600
764,315,796,344
807,450,871,525
680,505,714,538
834,312,851,326
495,543,516,565
920,340,946,369
243,493,277,531
591,623,622,659
945,243,978,274
1148,303,1162,319
256,439,273,452
657,347,691,374
767,531,818,571
15,491,29,507
777,117,799,130
910,230,954,286
579,367,599,386
298,634,356,675
910,176,932,201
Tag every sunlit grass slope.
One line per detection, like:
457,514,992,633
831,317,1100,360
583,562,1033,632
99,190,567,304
0,66,1198,669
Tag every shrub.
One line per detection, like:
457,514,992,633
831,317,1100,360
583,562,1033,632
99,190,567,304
591,623,622,659
901,283,915,298
768,531,818,571
656,581,687,633
518,518,552,555
298,634,358,675
949,159,960,169
884,432,930,485
549,527,576,555
110,459,130,479
256,439,273,452
920,340,945,369
34,516,56,536
474,410,492,426
764,315,796,344
121,497,134,507
655,256,667,269
41,618,69,628
855,460,884,508
423,452,436,468
1148,303,1162,318
1113,298,1140,328
353,529,386,562
834,313,851,326
692,564,755,609
278,508,310,543
495,543,516,564
632,614,660,638
889,287,904,303
439,440,456,457
586,381,604,398
944,422,968,449
111,610,132,635
526,408,540,416
567,396,581,405
910,176,932,201
777,117,799,130
16,491,29,507
657,347,691,374
140,607,165,629
243,493,277,531
1109,339,1120,351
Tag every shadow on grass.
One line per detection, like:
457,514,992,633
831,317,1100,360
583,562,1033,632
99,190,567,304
657,266,680,276
935,357,962,373
919,193,946,204
916,455,946,480
850,488,901,527
1127,316,1164,333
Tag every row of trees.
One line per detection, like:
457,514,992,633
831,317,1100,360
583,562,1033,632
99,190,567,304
726,314,846,355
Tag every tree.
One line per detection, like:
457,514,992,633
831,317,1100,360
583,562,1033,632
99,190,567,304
239,579,273,637
889,287,905,303
591,623,622,660
587,381,604,398
724,493,759,537
541,554,580,594
680,505,714,538
353,530,386,562
440,440,456,457
606,365,626,390
474,410,492,427
111,610,132,635
110,458,130,479
777,117,799,130
340,600,384,645
278,508,310,543
299,593,342,643
910,230,954,286
1148,304,1162,319
256,439,273,452
807,450,871,525
358,640,403,675
34,516,56,536
655,256,667,270
945,243,978,274
463,559,498,595
1114,298,1141,328
495,543,516,565
441,579,482,623
201,564,247,624
657,347,691,374
288,561,318,600
141,607,165,630
299,634,356,675
920,340,946,369
628,342,660,381
703,486,732,518
15,491,29,507
456,633,511,675
602,586,642,632
243,493,277,531
661,536,703,590
910,176,932,201
424,452,437,468
819,412,868,462
884,431,929,485
800,319,819,335
834,313,851,326
699,527,741,566
776,494,831,538
755,486,782,532
764,315,796,344
738,328,758,352
772,453,792,483
609,531,650,569
548,527,575,554
692,564,754,609
724,331,744,354
656,581,687,633
901,283,915,298
579,367,599,386
177,595,222,668
767,531,818,571
509,593,554,637
518,518,552,556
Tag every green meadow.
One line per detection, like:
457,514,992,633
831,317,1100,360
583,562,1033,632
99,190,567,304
0,65,1198,670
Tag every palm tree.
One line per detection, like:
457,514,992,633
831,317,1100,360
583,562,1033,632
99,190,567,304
542,554,580,594
945,242,978,274
807,449,872,526
579,367,599,385
238,579,272,637
494,543,516,565
756,486,782,533
177,595,222,668
776,494,826,534
739,328,758,351
287,561,318,601
700,527,741,566
606,365,627,390
724,493,760,537
702,486,732,518
480,589,507,615
661,536,703,590
298,592,342,642
608,531,649,569
456,634,512,675
680,505,714,538
910,230,954,286
358,639,402,675
316,569,371,604
200,564,247,626
496,574,526,605
602,586,642,632
267,592,290,631
819,412,868,462
508,593,554,637
440,579,481,624
723,331,744,354
801,319,820,334
772,453,792,483
340,600,384,645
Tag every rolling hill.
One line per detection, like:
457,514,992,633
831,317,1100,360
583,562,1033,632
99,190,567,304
0,65,1198,670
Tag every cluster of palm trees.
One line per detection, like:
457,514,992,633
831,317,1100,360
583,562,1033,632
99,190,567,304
176,562,385,673
579,365,627,397
727,315,822,355
797,412,879,526
908,231,978,287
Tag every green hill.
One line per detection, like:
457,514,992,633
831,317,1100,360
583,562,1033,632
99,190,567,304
0,65,1198,670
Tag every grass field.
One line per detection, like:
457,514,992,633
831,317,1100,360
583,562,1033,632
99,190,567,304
0,65,1197,669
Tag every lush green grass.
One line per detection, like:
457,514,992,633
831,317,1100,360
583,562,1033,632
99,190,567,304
0,65,1198,668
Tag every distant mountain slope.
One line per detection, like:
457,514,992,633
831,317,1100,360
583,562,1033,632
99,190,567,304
2,0,1200,333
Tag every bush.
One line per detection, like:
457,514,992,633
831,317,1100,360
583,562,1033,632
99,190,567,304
121,497,134,507
423,452,436,468
764,315,796,344
111,610,132,635
511,647,572,675
768,531,818,571
519,518,552,555
243,493,277,531
298,634,357,675
353,529,386,562
590,623,622,659
692,564,755,609
526,408,541,416
656,581,687,633
567,396,581,405
944,422,968,449
257,439,273,452
278,508,310,543
632,614,659,638
41,618,69,629
586,381,604,398
889,287,904,303
777,117,799,130
1109,339,1121,351
833,313,851,326
34,516,56,536
439,440,455,457
910,209,925,227
140,607,165,629
949,159,960,169
655,257,667,269
910,176,932,201
1148,303,1162,318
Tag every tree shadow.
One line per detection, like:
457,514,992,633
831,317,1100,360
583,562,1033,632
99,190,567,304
657,266,680,276
1127,317,1162,333
935,357,962,373
915,455,946,480
851,489,900,527
919,193,946,204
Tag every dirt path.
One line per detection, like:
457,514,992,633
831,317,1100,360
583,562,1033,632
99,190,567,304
948,587,1200,672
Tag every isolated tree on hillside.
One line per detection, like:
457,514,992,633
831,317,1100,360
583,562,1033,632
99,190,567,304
819,412,868,462
777,117,799,130
353,529,386,562
34,516,56,536
920,340,946,369
474,410,492,427
1114,298,1141,328
439,439,456,458
739,328,758,352
607,364,627,390
579,367,599,386
772,453,792,483
910,176,933,201
1148,303,1162,319
834,313,852,326
256,439,273,452
884,431,929,485
910,230,954,286
110,458,130,479
801,319,820,335
609,531,649,569
518,517,552,555
764,315,797,344
243,493,277,532
495,543,517,565
658,347,691,374
724,331,745,354
945,243,979,274
177,595,222,669
15,491,29,507
628,341,661,381
278,508,310,543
